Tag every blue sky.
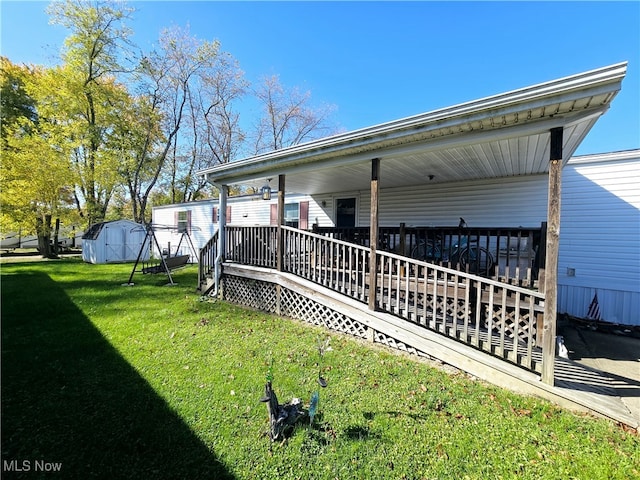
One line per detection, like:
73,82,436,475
1,1,639,156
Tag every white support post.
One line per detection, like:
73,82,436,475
214,184,228,297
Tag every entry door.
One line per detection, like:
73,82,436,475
336,198,356,228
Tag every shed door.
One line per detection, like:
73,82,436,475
104,225,126,262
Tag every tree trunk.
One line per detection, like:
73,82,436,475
36,214,57,259
53,218,60,255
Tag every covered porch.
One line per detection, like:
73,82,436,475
197,63,636,426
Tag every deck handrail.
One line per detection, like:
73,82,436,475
284,227,545,372
314,224,544,288
378,247,545,297
198,229,219,292
372,247,545,372
225,225,278,268
213,225,547,373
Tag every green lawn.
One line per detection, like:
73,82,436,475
1,259,638,479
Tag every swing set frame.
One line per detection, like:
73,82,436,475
125,224,198,286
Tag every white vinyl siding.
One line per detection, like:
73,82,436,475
153,202,213,258
152,193,329,253
557,151,640,325
328,175,549,228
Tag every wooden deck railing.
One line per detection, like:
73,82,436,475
198,230,219,292
283,227,371,303
199,226,277,292
224,226,278,268
202,225,546,373
314,224,545,289
373,249,544,372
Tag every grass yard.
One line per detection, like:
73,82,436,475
1,258,638,479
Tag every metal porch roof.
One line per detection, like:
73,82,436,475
199,63,627,195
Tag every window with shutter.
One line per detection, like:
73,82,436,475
177,211,189,232
269,202,309,228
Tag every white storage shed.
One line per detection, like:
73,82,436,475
81,220,149,264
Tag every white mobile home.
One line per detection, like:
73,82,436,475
82,220,149,264
1,227,83,251
0,233,38,250
153,149,639,327
186,64,638,423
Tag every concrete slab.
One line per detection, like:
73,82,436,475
558,320,640,424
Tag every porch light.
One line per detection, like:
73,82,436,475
261,178,272,200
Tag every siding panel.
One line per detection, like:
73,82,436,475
558,151,640,325
352,175,549,228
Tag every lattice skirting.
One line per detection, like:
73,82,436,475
223,275,278,312
222,274,431,359
373,331,431,359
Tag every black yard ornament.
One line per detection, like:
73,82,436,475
260,381,307,442
260,337,331,442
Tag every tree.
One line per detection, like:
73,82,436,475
155,25,222,206
0,58,39,236
110,82,164,223
252,74,337,154
7,2,339,231
0,57,37,145
48,0,134,226
178,53,248,201
124,25,246,217
0,61,77,257
118,25,218,221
